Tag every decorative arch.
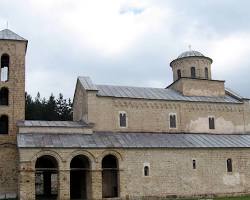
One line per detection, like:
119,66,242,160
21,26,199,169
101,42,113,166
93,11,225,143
99,150,123,164
31,150,63,170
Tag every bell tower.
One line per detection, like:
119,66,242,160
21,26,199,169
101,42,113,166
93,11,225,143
0,29,27,197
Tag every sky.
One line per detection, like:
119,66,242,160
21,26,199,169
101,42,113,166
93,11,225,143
0,0,250,99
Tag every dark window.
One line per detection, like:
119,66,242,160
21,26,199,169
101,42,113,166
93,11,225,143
170,114,176,128
1,54,9,82
0,87,8,105
227,158,232,172
205,67,209,79
0,115,8,134
177,69,181,79
209,117,215,129
119,112,126,127
144,166,149,176
192,160,196,169
191,67,196,78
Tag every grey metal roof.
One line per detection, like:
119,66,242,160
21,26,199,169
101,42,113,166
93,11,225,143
95,84,241,104
17,132,250,148
17,120,89,128
177,50,204,59
0,29,27,41
78,76,98,91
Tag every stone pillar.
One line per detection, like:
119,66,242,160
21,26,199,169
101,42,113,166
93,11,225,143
18,163,35,200
91,170,102,200
58,170,70,200
119,169,127,199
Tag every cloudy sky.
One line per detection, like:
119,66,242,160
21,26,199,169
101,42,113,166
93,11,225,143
0,0,250,99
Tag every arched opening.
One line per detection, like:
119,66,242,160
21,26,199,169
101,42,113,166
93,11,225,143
205,67,209,79
70,155,91,200
0,87,9,105
102,155,119,198
1,54,9,82
35,155,58,200
191,67,196,78
227,158,232,172
0,115,8,134
144,166,149,176
177,69,181,79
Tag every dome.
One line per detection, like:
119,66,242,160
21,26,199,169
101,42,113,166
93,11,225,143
177,50,204,59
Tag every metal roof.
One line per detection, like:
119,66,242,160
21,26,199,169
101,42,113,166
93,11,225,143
78,76,98,91
0,29,27,41
17,120,89,128
177,50,204,59
17,132,250,148
95,84,241,104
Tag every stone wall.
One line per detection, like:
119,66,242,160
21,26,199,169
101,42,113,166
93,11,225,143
18,147,250,200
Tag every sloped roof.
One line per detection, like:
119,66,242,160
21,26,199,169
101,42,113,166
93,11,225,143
17,132,250,148
0,29,27,41
177,50,204,59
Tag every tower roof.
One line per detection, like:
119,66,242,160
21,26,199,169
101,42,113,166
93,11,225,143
0,29,27,42
177,50,204,59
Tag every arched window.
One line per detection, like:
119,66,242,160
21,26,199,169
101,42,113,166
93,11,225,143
119,112,127,128
177,69,181,79
191,67,196,78
102,155,119,198
0,87,9,105
205,67,209,79
1,54,9,82
227,158,232,172
35,155,58,199
0,115,8,134
144,166,149,176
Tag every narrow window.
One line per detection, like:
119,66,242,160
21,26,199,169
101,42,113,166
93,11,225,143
119,112,127,127
0,88,9,105
0,115,8,134
191,67,196,78
209,117,215,129
192,160,196,169
169,113,177,128
227,158,232,172
144,166,149,176
205,67,209,79
1,54,9,82
177,69,181,79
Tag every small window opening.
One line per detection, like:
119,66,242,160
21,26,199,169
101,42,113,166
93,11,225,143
177,69,181,79
0,88,9,105
0,115,8,134
227,158,232,172
144,166,149,176
209,117,215,129
205,67,209,79
192,160,196,169
191,67,196,78
119,112,127,127
1,54,9,82
169,114,177,128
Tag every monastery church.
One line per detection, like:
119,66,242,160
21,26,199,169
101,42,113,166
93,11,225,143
1,29,250,200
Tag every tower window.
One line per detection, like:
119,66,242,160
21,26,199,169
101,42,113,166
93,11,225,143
144,166,149,176
0,115,8,134
191,67,196,78
169,113,177,129
0,87,9,105
205,67,209,79
192,160,196,169
177,69,181,79
119,112,127,127
227,158,232,172
209,117,215,129
1,54,9,82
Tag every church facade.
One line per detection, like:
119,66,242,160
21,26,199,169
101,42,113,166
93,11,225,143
1,29,250,200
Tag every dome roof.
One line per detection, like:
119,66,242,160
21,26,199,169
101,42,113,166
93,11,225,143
177,50,204,59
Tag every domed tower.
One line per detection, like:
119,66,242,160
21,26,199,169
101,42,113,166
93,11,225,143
168,49,225,97
170,50,213,81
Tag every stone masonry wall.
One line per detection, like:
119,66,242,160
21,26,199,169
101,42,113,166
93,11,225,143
18,147,250,200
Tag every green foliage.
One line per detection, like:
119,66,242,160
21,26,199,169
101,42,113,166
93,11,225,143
25,92,73,121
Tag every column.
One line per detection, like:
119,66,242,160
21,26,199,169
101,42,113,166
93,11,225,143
91,169,102,200
58,169,70,200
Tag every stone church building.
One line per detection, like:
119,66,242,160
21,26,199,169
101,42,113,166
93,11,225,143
1,29,250,200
